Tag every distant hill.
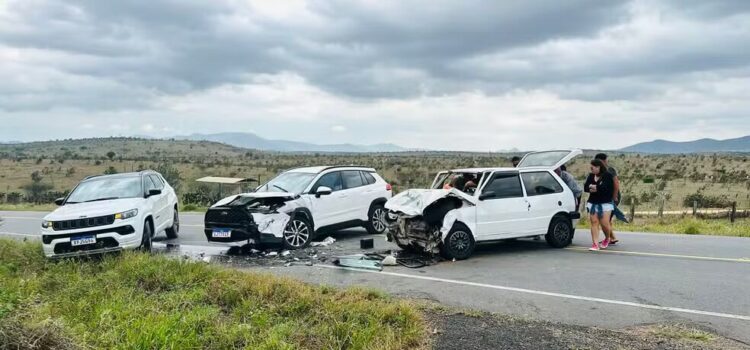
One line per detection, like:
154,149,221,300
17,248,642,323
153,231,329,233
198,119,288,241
620,135,750,153
176,132,408,153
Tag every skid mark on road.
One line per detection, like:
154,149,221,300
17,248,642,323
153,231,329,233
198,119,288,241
565,246,750,263
315,264,750,322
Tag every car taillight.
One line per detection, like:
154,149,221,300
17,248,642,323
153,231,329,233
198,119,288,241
386,183,392,191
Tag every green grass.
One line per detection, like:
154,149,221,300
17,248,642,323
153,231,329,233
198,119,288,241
0,239,427,350
649,325,715,342
579,216,750,237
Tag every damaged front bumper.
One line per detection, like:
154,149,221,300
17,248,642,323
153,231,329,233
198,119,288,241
204,209,290,245
385,189,476,254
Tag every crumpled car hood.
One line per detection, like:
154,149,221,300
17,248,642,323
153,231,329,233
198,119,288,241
211,192,297,208
385,189,476,217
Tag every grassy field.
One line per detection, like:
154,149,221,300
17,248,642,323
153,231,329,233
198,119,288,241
0,239,426,350
579,217,750,237
1,138,748,211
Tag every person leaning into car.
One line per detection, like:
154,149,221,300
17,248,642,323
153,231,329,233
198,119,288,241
584,159,615,251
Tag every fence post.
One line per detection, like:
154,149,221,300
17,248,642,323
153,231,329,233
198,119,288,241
692,200,697,216
658,198,664,218
730,201,737,223
629,197,635,223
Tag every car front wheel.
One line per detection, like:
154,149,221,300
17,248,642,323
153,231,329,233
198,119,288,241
545,216,573,248
366,203,388,234
440,223,475,260
282,216,313,250
140,220,153,252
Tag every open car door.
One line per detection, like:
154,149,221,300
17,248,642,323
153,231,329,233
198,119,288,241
517,149,582,169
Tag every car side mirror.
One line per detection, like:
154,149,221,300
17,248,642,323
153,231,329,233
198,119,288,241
147,189,162,197
315,186,332,198
478,191,496,201
54,197,65,206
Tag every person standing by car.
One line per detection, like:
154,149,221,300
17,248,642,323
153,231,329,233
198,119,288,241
584,159,615,251
594,153,625,244
511,156,521,167
556,165,582,212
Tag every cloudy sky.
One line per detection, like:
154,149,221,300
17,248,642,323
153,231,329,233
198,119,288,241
1,0,748,151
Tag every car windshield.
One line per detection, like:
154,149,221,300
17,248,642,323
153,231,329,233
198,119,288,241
66,176,143,203
256,172,316,194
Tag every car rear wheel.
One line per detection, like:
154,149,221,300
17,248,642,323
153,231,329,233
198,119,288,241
282,216,312,250
165,207,179,239
139,220,153,252
440,223,475,260
545,215,573,248
366,203,387,234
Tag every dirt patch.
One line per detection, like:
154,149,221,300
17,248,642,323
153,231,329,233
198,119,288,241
426,310,749,350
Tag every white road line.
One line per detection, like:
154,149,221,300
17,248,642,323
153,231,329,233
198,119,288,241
315,264,750,322
0,231,38,238
565,247,750,263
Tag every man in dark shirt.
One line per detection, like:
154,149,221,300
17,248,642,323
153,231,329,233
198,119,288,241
511,156,521,167
594,153,626,244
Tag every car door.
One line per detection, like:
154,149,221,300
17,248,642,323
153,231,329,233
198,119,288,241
143,175,163,230
340,170,368,221
148,175,170,230
520,171,566,234
474,171,531,239
308,171,346,228
357,171,381,221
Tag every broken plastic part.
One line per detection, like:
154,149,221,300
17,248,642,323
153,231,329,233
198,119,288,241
333,255,383,271
311,236,336,247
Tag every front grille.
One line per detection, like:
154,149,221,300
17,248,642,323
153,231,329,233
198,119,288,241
205,208,252,226
53,237,119,254
52,215,115,231
43,225,135,244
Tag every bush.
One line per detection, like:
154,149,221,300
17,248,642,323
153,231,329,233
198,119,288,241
683,193,732,208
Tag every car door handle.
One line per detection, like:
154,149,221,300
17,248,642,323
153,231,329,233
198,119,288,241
527,203,531,211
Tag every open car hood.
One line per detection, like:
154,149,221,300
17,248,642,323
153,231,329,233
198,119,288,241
385,189,477,217
211,192,297,208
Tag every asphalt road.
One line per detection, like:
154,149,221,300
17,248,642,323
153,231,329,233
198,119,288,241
2,211,749,344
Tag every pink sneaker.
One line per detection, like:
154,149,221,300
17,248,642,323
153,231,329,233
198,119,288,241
600,238,610,249
588,243,600,251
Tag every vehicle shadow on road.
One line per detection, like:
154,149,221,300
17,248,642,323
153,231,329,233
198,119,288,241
470,238,552,257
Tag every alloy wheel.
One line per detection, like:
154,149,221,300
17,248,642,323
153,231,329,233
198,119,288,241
284,219,310,248
372,208,387,233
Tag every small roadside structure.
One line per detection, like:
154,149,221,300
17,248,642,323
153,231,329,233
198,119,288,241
195,176,257,198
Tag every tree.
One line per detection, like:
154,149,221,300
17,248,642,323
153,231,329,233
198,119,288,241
23,171,53,204
106,151,116,161
155,163,181,192
104,166,118,175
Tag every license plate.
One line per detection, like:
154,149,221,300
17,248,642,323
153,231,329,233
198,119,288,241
71,235,96,246
212,229,232,238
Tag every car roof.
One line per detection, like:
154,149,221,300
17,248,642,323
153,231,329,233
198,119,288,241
287,166,377,174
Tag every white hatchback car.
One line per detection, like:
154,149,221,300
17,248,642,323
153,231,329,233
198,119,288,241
204,166,393,249
41,171,179,258
385,150,582,260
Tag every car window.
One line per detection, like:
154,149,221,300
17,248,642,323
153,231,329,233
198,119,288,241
342,170,365,189
144,175,158,193
521,172,563,196
483,173,523,199
361,171,376,185
313,171,343,192
149,175,164,190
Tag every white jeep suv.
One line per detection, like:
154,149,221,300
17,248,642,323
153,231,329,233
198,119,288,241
41,171,180,258
204,166,392,249
385,150,582,260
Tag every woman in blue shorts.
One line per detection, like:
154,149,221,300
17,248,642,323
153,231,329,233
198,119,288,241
584,159,615,251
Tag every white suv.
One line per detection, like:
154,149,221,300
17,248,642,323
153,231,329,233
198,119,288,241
41,171,180,258
385,150,582,260
204,166,392,249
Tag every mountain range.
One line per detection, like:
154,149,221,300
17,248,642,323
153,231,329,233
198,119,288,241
619,135,750,153
176,132,408,153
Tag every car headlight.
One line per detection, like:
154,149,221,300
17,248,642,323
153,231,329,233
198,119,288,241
114,209,138,220
41,221,53,229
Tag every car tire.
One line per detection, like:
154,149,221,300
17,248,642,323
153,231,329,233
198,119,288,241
165,207,179,239
282,215,313,250
140,219,153,252
545,215,573,248
440,223,475,260
366,203,388,235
